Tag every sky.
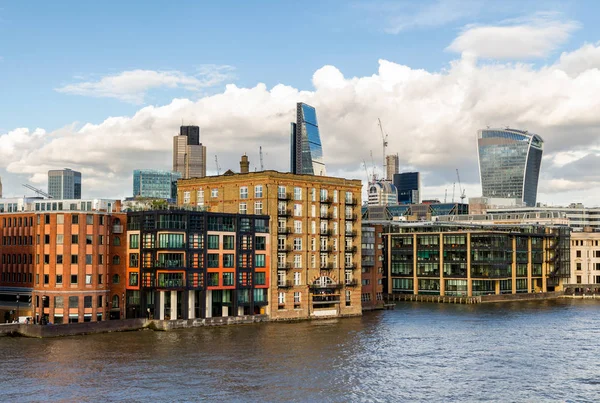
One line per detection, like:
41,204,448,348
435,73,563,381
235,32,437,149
1,0,600,206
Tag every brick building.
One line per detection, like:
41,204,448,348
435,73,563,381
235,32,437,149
176,166,363,319
361,223,385,309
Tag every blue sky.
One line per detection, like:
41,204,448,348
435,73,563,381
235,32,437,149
2,0,600,205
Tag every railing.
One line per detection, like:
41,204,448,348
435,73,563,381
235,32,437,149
277,209,293,217
310,283,344,290
320,246,333,252
112,225,123,234
345,199,357,206
344,214,357,220
278,193,292,200
277,280,293,288
345,263,357,270
277,262,292,270
277,245,292,252
320,263,335,270
346,246,358,253
345,230,357,237
320,212,333,219
278,227,293,234
320,229,333,236
345,280,359,287
320,197,333,204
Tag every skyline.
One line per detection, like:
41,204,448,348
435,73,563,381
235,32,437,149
2,1,600,206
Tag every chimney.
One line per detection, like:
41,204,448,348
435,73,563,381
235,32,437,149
240,154,249,174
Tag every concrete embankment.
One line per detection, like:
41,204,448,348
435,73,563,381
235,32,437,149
388,291,565,304
0,315,270,338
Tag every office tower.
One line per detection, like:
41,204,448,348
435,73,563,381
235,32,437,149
290,103,326,176
393,172,420,204
173,125,207,179
386,154,399,181
48,168,82,199
177,169,362,320
132,169,181,200
367,180,398,206
477,128,544,207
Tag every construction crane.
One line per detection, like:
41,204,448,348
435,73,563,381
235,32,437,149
369,150,377,181
377,118,389,178
456,169,466,203
215,155,221,176
22,184,52,199
362,160,370,185
452,182,456,203
259,146,264,171
444,188,447,203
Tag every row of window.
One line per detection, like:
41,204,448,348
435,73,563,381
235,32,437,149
41,294,117,309
573,239,600,247
574,250,600,258
38,273,110,286
1,272,32,283
36,253,114,266
2,234,121,246
2,216,33,227
185,186,354,204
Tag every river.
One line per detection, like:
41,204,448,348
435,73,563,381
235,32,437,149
1,299,599,402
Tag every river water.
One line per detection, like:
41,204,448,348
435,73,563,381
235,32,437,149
1,299,599,402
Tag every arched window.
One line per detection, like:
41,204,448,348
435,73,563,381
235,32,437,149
112,295,119,308
112,255,120,265
112,274,120,284
113,236,121,246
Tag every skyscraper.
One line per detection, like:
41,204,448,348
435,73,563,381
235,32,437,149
393,172,420,204
290,102,326,176
386,154,399,181
477,128,544,207
133,169,181,200
48,168,82,199
173,125,207,179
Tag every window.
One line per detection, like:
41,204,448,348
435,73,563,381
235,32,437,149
86,215,93,225
112,255,120,265
112,295,119,308
69,296,79,309
72,215,79,224
86,274,92,284
56,274,63,284
255,272,266,285
183,191,191,204
255,254,266,267
255,236,266,250
223,272,234,286
239,203,247,214
294,272,301,286
71,274,78,284
207,272,219,286
56,255,63,264
129,272,139,286
294,238,302,251
223,235,234,250
576,250,582,258
223,254,235,268
197,190,204,206
129,253,139,268
57,234,64,245
254,201,263,215
71,255,78,264
86,254,92,264
346,290,351,306
86,235,93,245
98,295,103,308
98,254,104,265
84,296,92,308
55,296,63,308
294,255,302,269
98,235,104,245
294,187,302,200
294,204,302,217
71,234,79,244
345,191,353,203
207,254,219,268
44,254,50,264
255,185,263,198
129,234,139,249
211,188,218,198
311,188,316,202
333,190,338,203
240,186,248,199
208,235,220,249
45,214,50,224
278,186,286,199
294,292,301,303
44,234,50,244
98,274,103,284
278,292,285,305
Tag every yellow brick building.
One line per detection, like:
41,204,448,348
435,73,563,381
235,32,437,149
177,169,363,319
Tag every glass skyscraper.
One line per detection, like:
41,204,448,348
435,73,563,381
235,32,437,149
48,168,82,199
133,169,182,200
290,102,326,175
393,172,420,204
477,128,544,207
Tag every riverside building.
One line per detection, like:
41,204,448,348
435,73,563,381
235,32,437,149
567,228,600,292
0,198,126,324
382,222,570,297
124,210,270,320
176,161,363,319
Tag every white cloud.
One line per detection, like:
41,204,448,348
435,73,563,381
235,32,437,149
447,13,580,59
5,43,600,206
55,65,235,104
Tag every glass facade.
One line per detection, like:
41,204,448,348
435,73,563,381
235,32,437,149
48,169,82,199
393,172,420,204
290,103,326,176
133,169,181,200
477,128,544,207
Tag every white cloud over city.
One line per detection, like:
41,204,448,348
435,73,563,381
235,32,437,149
3,40,600,206
55,65,236,104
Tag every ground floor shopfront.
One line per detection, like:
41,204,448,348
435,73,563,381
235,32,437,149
125,288,269,320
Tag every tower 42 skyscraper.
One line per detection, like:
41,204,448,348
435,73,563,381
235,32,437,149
477,128,544,207
290,103,326,176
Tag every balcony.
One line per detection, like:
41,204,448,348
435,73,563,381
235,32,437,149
345,230,357,237
320,229,333,236
320,212,333,219
320,246,333,252
277,245,292,252
278,193,292,200
277,262,293,270
277,209,293,217
320,263,335,270
345,263,357,270
277,280,293,288
310,283,344,290
278,227,293,234
346,246,358,253
320,197,333,204
112,224,123,234
345,279,359,287
344,213,358,221
345,199,357,206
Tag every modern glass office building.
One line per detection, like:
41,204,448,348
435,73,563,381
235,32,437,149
133,169,181,200
477,128,544,207
393,172,420,204
48,168,82,199
290,103,326,176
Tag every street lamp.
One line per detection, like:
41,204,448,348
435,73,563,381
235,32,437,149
16,294,20,323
